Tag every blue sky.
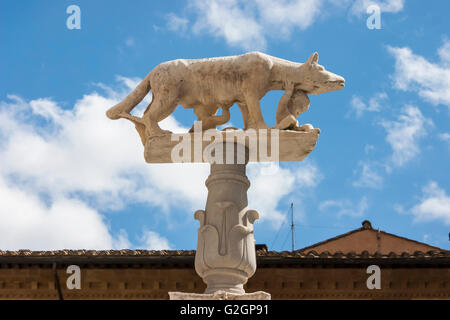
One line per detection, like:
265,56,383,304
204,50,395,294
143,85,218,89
1,0,449,251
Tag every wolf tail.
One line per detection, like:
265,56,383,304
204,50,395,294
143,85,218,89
106,72,152,120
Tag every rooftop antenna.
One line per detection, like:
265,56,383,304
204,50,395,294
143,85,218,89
291,202,295,252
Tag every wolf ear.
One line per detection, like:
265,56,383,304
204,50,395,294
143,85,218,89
306,52,319,65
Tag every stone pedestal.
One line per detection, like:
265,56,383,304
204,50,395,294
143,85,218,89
195,159,257,295
104,51,342,302
167,131,319,300
169,142,270,299
144,128,319,163
169,290,271,300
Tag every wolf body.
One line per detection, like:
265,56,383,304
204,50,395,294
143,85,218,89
106,52,345,142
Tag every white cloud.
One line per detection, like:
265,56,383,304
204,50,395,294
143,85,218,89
166,13,189,33
29,98,68,123
438,39,450,65
0,79,209,250
125,37,135,47
438,132,450,149
388,41,450,108
113,229,132,250
168,0,405,50
380,105,433,167
0,82,207,212
349,96,367,118
393,203,405,214
364,144,375,154
191,0,267,50
439,132,450,141
349,92,387,118
254,0,325,37
350,0,404,16
319,196,368,217
352,161,383,189
140,231,172,250
293,161,323,188
410,181,450,225
248,161,322,228
0,176,121,250
189,0,325,50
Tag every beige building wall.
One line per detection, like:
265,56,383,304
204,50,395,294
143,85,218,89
302,229,441,255
0,263,448,300
300,221,442,255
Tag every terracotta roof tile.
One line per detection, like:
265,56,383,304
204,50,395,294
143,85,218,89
0,249,196,257
0,249,448,259
388,251,397,258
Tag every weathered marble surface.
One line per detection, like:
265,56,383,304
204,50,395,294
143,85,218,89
194,152,256,295
105,51,344,143
144,128,320,163
169,290,271,300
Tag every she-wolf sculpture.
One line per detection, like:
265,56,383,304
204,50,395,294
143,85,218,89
106,51,345,144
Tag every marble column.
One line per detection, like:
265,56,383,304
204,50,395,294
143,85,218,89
194,142,259,295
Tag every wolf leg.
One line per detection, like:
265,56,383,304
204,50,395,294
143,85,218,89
211,107,231,128
106,72,151,120
190,107,230,132
238,103,251,130
243,96,269,129
275,84,295,125
273,114,298,130
142,95,178,136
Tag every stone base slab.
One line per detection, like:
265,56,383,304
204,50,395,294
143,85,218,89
144,128,320,163
169,290,271,300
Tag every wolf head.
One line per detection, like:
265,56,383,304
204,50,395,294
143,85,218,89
298,52,345,95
